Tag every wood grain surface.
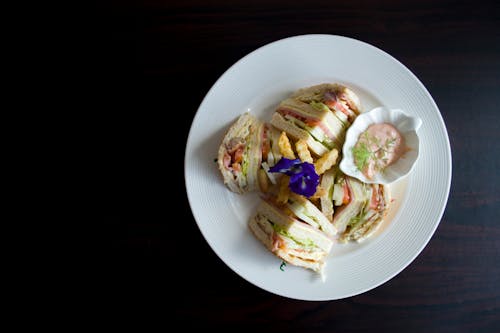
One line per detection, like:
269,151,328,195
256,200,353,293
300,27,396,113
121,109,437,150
90,0,500,331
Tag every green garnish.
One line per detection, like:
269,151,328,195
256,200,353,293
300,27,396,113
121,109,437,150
280,261,287,271
386,137,396,147
309,101,330,112
352,132,397,174
352,140,372,172
271,223,316,248
348,203,368,227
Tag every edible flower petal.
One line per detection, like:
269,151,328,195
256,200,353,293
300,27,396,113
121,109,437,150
269,158,302,173
269,157,319,197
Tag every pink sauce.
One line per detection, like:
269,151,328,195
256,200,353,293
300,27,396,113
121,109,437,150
353,123,406,179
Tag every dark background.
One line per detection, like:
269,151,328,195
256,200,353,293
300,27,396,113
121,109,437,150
91,0,500,331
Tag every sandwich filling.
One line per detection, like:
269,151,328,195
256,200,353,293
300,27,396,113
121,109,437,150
252,212,328,262
322,90,358,123
332,175,388,242
292,84,360,123
222,137,246,174
248,199,334,273
286,192,337,237
276,101,347,151
219,114,263,192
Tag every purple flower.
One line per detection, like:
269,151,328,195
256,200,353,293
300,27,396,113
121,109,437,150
269,158,319,197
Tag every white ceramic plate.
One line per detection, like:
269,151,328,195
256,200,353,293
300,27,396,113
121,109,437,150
185,35,451,300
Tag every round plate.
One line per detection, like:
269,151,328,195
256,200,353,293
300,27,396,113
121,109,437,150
185,34,452,300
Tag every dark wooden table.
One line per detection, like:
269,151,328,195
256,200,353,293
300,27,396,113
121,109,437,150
92,0,500,331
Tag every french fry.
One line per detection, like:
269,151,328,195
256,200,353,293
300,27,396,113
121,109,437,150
295,139,313,164
310,186,326,199
314,149,339,175
258,169,269,193
277,175,290,204
319,168,335,222
278,131,296,159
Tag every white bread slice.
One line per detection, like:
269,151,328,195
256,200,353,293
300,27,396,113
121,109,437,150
249,213,274,250
245,122,264,191
275,249,325,273
268,125,282,162
287,192,337,237
341,87,362,114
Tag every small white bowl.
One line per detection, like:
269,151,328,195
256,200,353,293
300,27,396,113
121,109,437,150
339,107,422,185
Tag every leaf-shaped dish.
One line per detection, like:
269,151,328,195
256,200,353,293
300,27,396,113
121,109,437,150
340,106,422,184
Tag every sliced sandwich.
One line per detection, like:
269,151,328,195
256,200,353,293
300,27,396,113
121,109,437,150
341,183,388,242
249,199,333,273
271,98,346,156
331,174,390,242
218,113,282,194
218,113,263,193
270,83,361,157
291,83,362,123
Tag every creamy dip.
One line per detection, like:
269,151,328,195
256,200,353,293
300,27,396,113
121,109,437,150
352,123,406,179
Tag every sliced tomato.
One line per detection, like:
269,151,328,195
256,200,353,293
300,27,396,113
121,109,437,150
272,233,285,252
261,126,270,160
332,100,352,119
279,107,308,121
278,107,335,138
262,140,270,160
233,147,244,164
232,163,241,172
342,181,350,204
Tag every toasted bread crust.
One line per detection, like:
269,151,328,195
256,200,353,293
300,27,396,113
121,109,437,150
217,113,262,194
291,83,362,114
